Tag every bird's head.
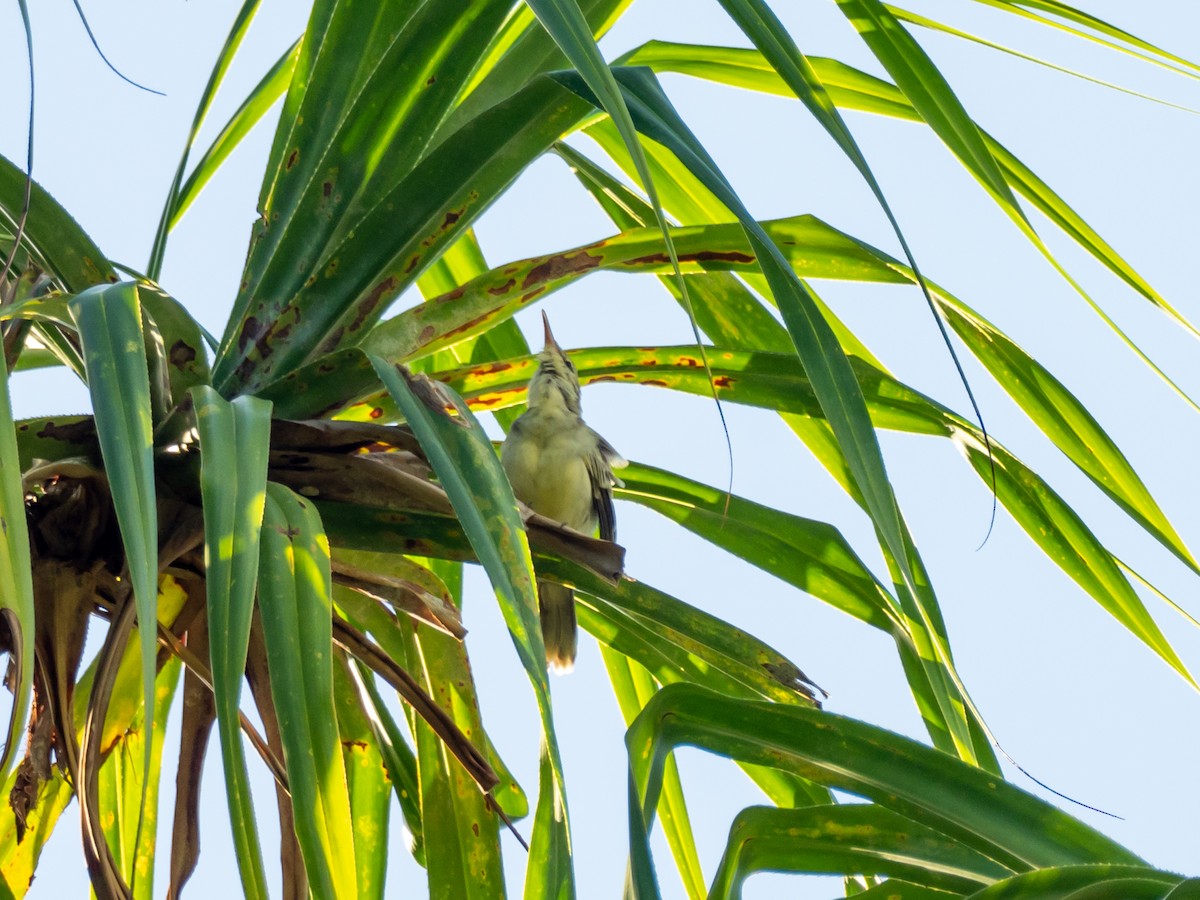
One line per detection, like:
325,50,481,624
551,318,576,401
528,311,582,415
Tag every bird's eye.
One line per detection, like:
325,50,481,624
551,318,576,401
565,359,576,372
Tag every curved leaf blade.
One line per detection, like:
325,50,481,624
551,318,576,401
966,864,1186,899
0,352,34,780
259,483,357,900
626,683,1142,893
367,358,575,898
193,386,272,900
0,153,115,291
68,283,160,849
708,804,1012,897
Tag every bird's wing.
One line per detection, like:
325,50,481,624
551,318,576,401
586,428,624,542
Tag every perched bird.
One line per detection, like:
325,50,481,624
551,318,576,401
502,312,626,672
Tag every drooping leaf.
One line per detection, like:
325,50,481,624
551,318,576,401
625,683,1143,899
966,864,1188,899
708,803,1012,897
367,359,575,897
600,648,705,900
97,657,183,900
212,0,578,394
332,653,391,900
167,618,217,900
0,347,35,781
258,482,357,899
193,386,273,899
68,283,161,845
0,152,115,291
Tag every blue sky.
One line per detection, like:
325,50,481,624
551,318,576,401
2,1,1199,897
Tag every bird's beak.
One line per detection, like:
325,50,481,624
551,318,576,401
541,310,560,352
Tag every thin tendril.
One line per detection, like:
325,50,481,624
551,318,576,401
70,0,165,96
995,742,1122,819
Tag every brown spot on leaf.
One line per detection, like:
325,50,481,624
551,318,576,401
441,311,496,340
323,181,333,198
349,277,396,333
623,249,755,268
487,278,516,296
471,361,512,377
238,316,265,352
589,375,618,384
369,407,384,420
404,254,421,274
168,340,197,370
419,325,436,345
712,375,734,389
642,379,668,387
286,149,299,169
426,76,437,87
677,356,699,367
234,357,257,384
36,419,97,443
441,210,461,229
471,390,520,408
521,250,602,289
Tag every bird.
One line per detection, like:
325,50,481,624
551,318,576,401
502,311,626,673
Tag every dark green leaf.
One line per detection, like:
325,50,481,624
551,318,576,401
258,483,357,899
192,386,272,899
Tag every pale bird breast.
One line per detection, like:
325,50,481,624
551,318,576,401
503,420,598,533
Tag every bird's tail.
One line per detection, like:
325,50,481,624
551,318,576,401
537,580,577,674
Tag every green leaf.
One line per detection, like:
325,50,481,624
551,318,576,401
445,342,1195,689
853,883,961,900
258,482,357,900
966,864,1186,899
447,0,633,135
212,0,532,393
169,40,300,235
332,655,391,899
192,386,272,900
365,360,574,898
965,0,1200,77
888,5,1200,114
558,565,822,707
559,66,985,763
0,152,115,290
354,662,426,866
333,556,507,898
0,347,35,779
97,658,183,900
147,0,268,278
68,283,160,843
364,215,895,363
834,0,1022,218
615,461,896,631
958,436,1195,688
708,804,1012,897
621,42,1200,350
935,299,1198,575
600,648,704,900
626,683,1142,899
